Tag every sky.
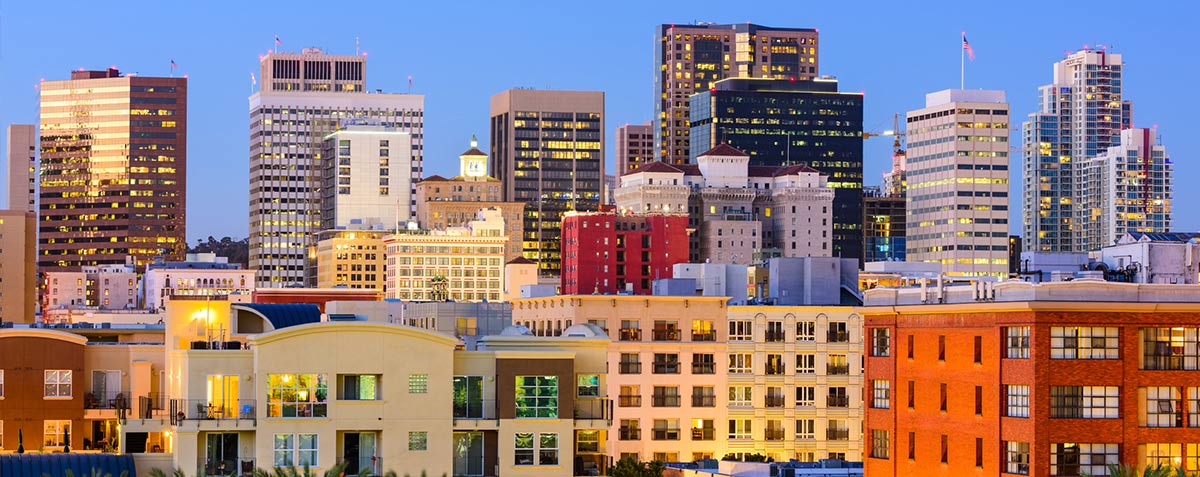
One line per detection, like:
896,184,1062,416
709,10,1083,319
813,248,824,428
1,0,1197,244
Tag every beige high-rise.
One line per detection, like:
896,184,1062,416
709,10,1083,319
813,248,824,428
0,210,36,323
905,90,1011,277
617,121,654,174
6,124,36,212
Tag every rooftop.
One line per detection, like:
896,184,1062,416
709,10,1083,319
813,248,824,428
865,279,1200,308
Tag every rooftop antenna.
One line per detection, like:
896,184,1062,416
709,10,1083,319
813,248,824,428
355,36,360,56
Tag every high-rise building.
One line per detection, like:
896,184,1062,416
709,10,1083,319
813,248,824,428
617,121,654,174
6,124,36,212
489,89,604,277
1078,127,1171,250
249,48,424,287
1022,49,1131,252
905,90,1011,277
689,78,863,261
864,280,1200,477
321,124,414,230
862,187,906,263
654,23,819,165
0,210,36,323
312,228,386,290
39,68,187,271
385,208,508,302
560,210,689,295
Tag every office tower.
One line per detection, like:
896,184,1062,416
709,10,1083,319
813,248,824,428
1078,128,1171,250
690,78,863,261
249,48,424,288
905,90,1010,277
385,208,509,302
654,23,820,165
312,228,386,290
6,124,36,211
0,210,36,322
560,210,688,295
863,280,1200,477
863,186,906,263
416,137,526,263
321,124,414,231
617,121,654,174
39,68,186,271
489,89,604,277
1022,49,1130,252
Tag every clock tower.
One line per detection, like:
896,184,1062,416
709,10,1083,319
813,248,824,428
459,134,488,180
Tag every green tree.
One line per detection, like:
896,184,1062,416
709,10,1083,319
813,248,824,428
1084,463,1197,477
610,456,664,477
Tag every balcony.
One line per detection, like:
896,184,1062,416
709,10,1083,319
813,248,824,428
453,399,498,430
827,364,850,376
170,399,256,429
619,328,642,341
653,362,680,374
827,395,849,408
765,429,786,441
652,429,680,441
619,428,641,440
574,397,612,429
618,395,642,407
827,331,849,343
652,395,681,407
653,329,681,341
692,395,715,407
765,395,786,408
691,428,715,441
765,330,786,342
692,362,715,374
619,362,642,374
692,331,716,342
135,392,168,419
827,428,850,441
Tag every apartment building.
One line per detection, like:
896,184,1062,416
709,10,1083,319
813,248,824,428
559,210,689,295
44,265,139,312
142,254,255,310
864,280,1200,477
311,228,386,290
384,208,508,302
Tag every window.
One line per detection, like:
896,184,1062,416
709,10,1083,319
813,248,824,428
796,321,815,342
728,419,752,440
619,353,641,374
0,370,4,397
619,320,641,341
871,430,889,459
1142,327,1200,370
828,322,848,342
827,354,849,375
975,386,983,415
1006,326,1030,358
454,376,484,418
692,320,715,341
873,380,891,409
652,419,679,440
765,386,785,408
728,353,752,374
828,387,848,408
828,419,849,441
619,419,640,440
940,383,947,411
973,336,982,363
730,386,752,407
653,353,679,374
796,419,815,440
765,321,785,341
577,375,599,397
1142,386,1181,427
409,431,428,451
1007,385,1030,417
515,376,558,418
1189,387,1200,427
1006,442,1030,475
692,386,715,407
1050,386,1119,418
871,328,890,356
908,381,915,408
1051,327,1119,359
44,370,72,398
795,386,815,407
729,320,752,341
267,374,328,418
940,435,948,463
908,432,915,460
977,438,984,467
765,354,784,375
408,374,429,393
691,418,715,440
577,430,600,453
340,374,379,400
1052,443,1119,476
274,433,318,467
692,353,715,374
43,420,70,448
907,334,914,359
938,335,946,361
514,432,558,465
795,353,815,374
652,386,680,407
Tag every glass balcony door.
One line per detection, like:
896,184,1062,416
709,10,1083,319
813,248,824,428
206,375,239,418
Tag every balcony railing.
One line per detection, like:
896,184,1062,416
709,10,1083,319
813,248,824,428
827,364,850,375
619,328,641,341
765,330,786,342
453,399,495,419
652,329,680,341
827,331,849,343
170,399,256,423
692,362,715,374
828,395,850,408
86,391,129,410
618,395,642,407
765,429,786,441
652,395,681,407
574,397,611,421
692,395,715,407
692,331,716,342
653,362,680,374
827,428,850,441
619,362,642,374
765,395,786,408
137,392,167,419
691,428,715,441
619,428,641,440
651,429,680,440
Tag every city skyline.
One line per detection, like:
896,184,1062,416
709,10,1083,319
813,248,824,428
0,0,1194,242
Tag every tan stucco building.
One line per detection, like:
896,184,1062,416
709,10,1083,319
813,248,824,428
0,210,36,323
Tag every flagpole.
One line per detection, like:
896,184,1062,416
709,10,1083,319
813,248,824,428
960,35,965,90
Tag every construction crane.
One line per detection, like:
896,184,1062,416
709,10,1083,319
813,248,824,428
863,113,907,196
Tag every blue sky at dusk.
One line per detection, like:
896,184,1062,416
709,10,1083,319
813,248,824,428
1,0,1196,243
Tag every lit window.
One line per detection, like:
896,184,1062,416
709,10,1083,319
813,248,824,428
44,370,71,398
408,374,429,393
42,420,70,448
515,376,558,418
267,374,328,418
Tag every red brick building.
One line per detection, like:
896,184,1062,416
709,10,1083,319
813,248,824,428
863,281,1200,477
560,209,688,295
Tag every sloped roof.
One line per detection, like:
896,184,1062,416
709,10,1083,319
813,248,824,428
506,257,536,265
460,147,487,157
419,175,451,182
1,454,136,477
1127,231,1200,243
235,303,321,329
623,161,685,176
697,144,749,157
773,164,822,176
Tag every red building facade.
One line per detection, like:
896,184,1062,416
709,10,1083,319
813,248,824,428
864,282,1200,477
560,210,688,295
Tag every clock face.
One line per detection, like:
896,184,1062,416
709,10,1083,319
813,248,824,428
467,160,485,176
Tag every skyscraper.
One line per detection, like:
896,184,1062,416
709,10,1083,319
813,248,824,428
1022,49,1131,252
689,77,863,261
1079,127,1171,249
654,23,819,165
248,48,424,287
320,124,414,231
6,124,36,212
906,90,1011,277
863,186,906,263
616,121,654,174
489,89,604,277
39,68,187,271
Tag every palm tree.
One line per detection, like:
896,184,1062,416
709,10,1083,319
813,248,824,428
1085,463,1196,477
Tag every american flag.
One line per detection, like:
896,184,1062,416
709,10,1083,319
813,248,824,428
275,35,282,46
170,59,177,69
962,33,975,61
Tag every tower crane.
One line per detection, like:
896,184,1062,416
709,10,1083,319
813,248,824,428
863,113,907,196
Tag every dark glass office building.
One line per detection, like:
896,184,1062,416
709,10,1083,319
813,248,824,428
690,77,864,261
863,186,906,263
